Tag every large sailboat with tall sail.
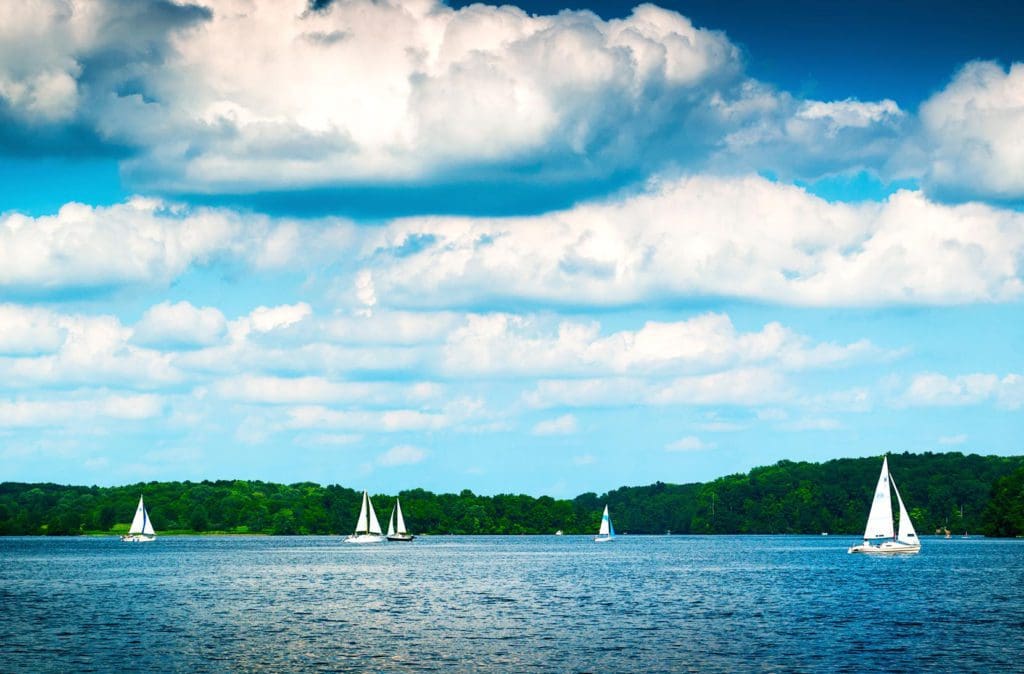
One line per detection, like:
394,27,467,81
345,490,385,544
386,497,415,542
594,505,615,543
120,495,156,543
848,456,921,554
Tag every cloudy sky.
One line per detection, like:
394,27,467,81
1,0,1022,496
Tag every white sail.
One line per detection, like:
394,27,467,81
128,496,154,535
367,494,383,535
892,479,919,546
395,498,407,535
598,505,611,536
862,457,895,540
355,491,370,533
387,508,396,536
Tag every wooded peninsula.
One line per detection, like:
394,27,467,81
3,451,1023,537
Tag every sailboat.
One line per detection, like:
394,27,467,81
386,497,415,542
848,457,921,555
120,495,156,543
345,491,385,544
594,505,615,543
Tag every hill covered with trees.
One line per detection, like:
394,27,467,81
1,452,1022,537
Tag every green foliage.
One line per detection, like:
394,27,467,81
0,452,1021,537
981,466,1024,537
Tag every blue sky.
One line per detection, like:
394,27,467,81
0,0,1022,496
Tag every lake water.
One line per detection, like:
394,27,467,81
1,535,1022,672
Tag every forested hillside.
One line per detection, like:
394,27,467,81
1,452,1022,537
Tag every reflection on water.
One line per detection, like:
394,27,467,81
2,535,1022,672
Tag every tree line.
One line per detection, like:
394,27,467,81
1,451,1022,537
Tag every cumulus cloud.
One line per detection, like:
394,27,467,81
532,414,578,435
0,198,258,293
0,392,163,428
0,0,208,149
524,368,790,409
213,375,440,406
0,309,180,389
442,311,879,377
708,85,906,178
920,61,1024,201
376,444,427,467
358,175,1024,309
132,301,227,350
284,406,451,432
0,304,66,356
902,372,1023,409
0,0,747,189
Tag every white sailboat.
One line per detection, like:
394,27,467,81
848,457,921,555
120,495,156,543
345,491,385,544
594,505,615,543
386,497,415,542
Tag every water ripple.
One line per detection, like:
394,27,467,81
1,535,1023,672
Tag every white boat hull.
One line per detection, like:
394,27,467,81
120,534,156,543
387,534,415,542
848,541,920,555
344,534,385,544
593,535,615,543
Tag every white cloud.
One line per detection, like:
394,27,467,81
0,392,163,428
0,310,180,389
920,61,1024,200
443,311,880,378
376,444,427,467
285,406,451,432
938,433,968,446
665,435,712,451
133,301,227,350
6,172,1023,309
532,414,578,435
247,303,312,333
779,418,842,431
0,304,65,356
524,368,790,409
0,198,255,292
3,0,740,191
358,175,1024,309
903,372,1023,409
213,375,440,406
796,99,902,132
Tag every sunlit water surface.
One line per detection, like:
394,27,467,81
2,535,1022,672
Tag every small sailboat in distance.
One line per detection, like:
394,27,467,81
345,491,385,544
386,497,415,542
594,505,615,543
120,495,156,543
848,456,920,555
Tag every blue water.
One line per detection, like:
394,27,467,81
1,535,1022,672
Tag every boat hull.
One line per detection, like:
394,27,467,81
120,534,156,543
387,534,415,542
848,541,920,555
593,536,615,543
344,534,385,544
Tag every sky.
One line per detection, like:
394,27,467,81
0,0,1022,497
